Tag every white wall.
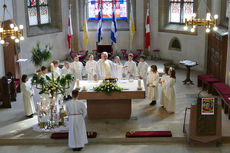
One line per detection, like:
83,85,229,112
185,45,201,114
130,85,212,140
77,0,207,72
13,0,69,75
151,0,207,72
3,0,214,75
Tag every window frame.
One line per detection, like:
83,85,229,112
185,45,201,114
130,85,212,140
87,0,128,21
169,0,194,24
27,0,50,27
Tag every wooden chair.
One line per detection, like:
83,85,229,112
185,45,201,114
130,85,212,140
96,43,113,59
0,76,11,108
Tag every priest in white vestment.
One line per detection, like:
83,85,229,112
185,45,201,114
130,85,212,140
66,90,88,151
124,53,137,79
71,56,83,80
137,55,148,91
86,55,96,80
93,52,116,80
21,75,36,118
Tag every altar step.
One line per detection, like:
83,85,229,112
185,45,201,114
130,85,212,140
1,137,230,145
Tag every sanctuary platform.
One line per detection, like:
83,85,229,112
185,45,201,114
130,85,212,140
1,60,230,146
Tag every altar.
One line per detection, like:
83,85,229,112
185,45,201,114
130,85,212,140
77,80,145,120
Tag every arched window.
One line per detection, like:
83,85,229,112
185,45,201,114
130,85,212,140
87,0,128,20
169,37,181,51
169,0,194,24
27,0,50,26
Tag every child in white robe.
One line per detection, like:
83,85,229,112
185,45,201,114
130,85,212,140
66,89,88,151
114,56,123,80
147,65,159,105
62,62,73,100
159,67,170,108
21,75,36,118
165,67,176,113
41,66,48,79
124,53,137,79
86,54,96,80
53,60,61,79
71,56,83,80
137,55,148,91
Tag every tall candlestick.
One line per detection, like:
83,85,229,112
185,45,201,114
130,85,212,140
77,79,80,88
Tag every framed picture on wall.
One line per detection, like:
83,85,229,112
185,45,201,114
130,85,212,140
201,98,215,115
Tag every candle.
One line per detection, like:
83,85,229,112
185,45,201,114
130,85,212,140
51,63,54,73
83,86,86,91
138,79,141,88
77,79,80,88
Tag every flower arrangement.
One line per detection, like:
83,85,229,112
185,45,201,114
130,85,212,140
31,63,74,98
93,81,123,96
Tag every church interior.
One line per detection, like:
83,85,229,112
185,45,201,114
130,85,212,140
1,0,230,152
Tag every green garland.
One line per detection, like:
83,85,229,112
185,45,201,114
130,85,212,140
93,82,123,96
32,73,74,97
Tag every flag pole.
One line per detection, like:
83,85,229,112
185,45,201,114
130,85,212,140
69,1,72,52
147,2,150,55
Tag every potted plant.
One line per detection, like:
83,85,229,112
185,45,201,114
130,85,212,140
31,41,53,68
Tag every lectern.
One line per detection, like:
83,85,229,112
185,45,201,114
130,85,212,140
183,96,221,146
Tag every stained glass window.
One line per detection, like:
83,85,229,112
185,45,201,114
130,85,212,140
88,0,128,20
27,0,50,26
169,0,194,24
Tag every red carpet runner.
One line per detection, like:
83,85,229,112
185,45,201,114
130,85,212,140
51,132,97,139
126,131,172,137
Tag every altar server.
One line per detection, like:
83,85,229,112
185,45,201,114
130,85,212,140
66,89,88,151
159,67,170,108
62,62,74,100
137,55,148,90
93,52,116,80
124,53,137,79
147,65,159,105
165,67,176,113
53,60,61,79
21,75,36,118
41,66,48,78
71,56,83,80
114,56,123,80
62,62,72,76
86,54,96,80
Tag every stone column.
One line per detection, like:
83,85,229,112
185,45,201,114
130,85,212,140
70,0,79,51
